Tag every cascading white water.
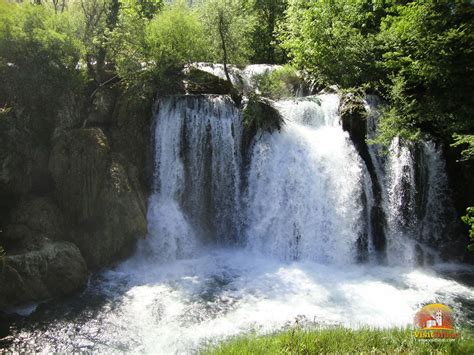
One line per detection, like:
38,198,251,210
245,95,364,263
146,95,242,261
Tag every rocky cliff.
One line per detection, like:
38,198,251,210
0,87,150,309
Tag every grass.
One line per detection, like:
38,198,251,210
204,326,474,354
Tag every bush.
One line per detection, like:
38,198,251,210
0,1,84,143
461,207,474,252
146,3,210,69
254,65,301,99
279,0,384,88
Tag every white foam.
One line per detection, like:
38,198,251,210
80,248,473,354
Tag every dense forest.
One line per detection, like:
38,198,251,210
1,0,473,252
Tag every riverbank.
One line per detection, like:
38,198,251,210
205,327,474,354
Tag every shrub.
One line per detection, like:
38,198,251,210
254,65,301,100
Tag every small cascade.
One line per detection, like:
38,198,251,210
365,97,456,265
245,95,365,263
146,95,243,261
384,138,456,265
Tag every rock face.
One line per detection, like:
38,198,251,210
0,196,89,308
0,87,151,309
0,241,88,308
183,67,233,95
339,93,387,260
2,197,64,253
49,128,147,270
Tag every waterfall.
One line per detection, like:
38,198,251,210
244,94,365,263
188,62,283,93
6,91,471,355
146,95,242,261
147,93,459,266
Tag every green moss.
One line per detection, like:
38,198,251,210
204,326,474,355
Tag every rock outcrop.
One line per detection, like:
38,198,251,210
49,128,147,270
2,197,63,253
339,93,387,261
0,241,88,308
183,67,233,95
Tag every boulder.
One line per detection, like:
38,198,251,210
183,67,233,95
339,93,368,148
2,197,63,253
0,241,88,309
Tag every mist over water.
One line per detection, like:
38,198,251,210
2,92,473,353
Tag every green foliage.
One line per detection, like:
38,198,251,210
376,1,474,144
279,0,385,88
253,65,300,99
198,0,256,66
452,134,474,162
0,1,84,114
462,207,474,252
0,245,5,257
368,75,421,148
107,1,211,97
244,0,287,64
133,0,163,19
204,326,474,354
243,94,284,135
146,3,209,69
0,1,85,144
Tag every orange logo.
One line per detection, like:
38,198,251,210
413,303,459,340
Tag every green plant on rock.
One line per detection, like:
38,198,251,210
368,75,421,149
461,207,474,252
243,93,284,136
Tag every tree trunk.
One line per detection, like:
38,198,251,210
218,10,232,84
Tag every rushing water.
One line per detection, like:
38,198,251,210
1,93,473,353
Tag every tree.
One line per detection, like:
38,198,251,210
0,1,84,121
375,1,474,143
245,0,287,64
199,0,256,81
